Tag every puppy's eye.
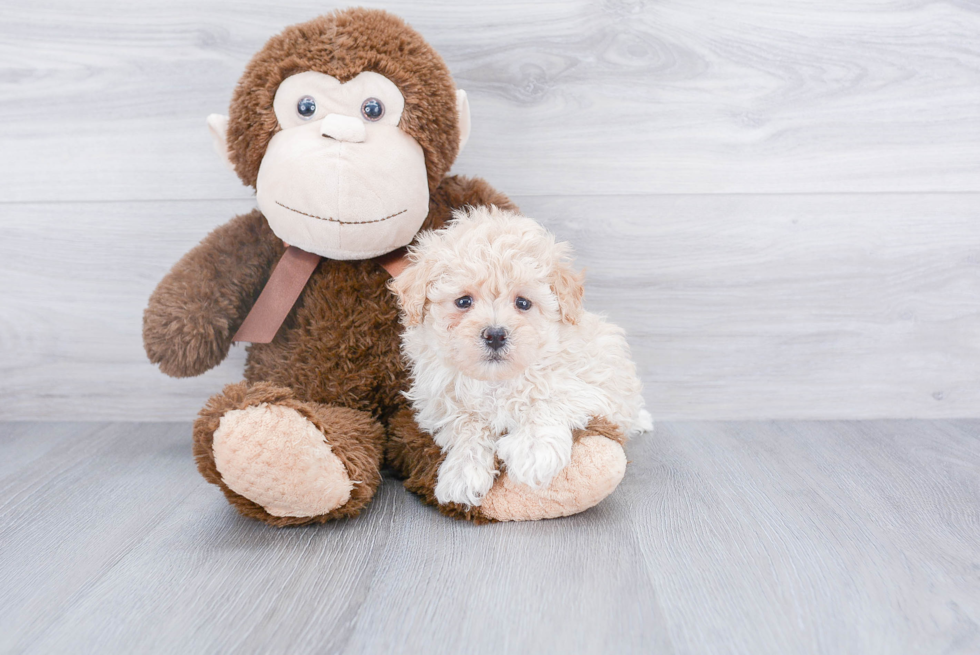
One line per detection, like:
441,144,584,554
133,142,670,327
515,297,532,311
454,296,473,310
297,96,317,119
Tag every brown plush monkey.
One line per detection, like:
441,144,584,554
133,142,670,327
143,8,629,526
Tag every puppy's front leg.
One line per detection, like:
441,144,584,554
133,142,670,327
434,423,497,507
496,414,573,489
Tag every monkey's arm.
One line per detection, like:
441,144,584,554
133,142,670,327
421,175,519,232
143,209,283,378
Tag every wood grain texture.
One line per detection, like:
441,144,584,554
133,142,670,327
1,1,978,419
1,194,977,421
0,0,978,201
1,420,977,654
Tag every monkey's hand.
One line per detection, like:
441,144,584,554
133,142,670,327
143,210,282,378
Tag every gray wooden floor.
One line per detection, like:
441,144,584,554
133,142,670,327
2,421,977,655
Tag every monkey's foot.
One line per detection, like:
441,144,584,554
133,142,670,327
480,435,627,522
386,410,628,523
213,403,353,518
195,382,384,526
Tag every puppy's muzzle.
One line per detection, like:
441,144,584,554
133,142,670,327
481,326,508,352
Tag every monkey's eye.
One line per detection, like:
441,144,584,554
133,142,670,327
296,96,317,119
454,296,473,310
361,98,385,121
515,297,532,311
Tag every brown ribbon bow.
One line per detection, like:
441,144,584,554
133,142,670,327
232,245,408,344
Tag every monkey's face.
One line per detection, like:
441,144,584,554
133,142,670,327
254,71,430,260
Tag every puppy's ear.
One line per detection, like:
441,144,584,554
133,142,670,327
551,259,585,325
388,258,436,326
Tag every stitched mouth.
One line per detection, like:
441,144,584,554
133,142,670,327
275,201,407,225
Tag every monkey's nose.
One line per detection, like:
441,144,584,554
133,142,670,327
482,326,508,351
320,114,366,143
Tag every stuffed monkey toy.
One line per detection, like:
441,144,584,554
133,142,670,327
143,8,629,526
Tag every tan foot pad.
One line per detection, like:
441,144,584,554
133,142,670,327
481,436,627,522
213,403,352,517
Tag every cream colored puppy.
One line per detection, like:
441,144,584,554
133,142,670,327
391,206,652,507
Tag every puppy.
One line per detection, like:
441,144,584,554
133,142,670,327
390,206,652,507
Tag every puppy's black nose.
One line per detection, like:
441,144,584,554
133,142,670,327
482,326,508,351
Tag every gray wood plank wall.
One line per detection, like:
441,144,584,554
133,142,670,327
1,0,978,420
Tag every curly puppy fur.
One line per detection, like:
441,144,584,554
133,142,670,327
391,207,652,507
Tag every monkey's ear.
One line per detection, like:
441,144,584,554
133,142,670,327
206,114,236,172
456,90,471,156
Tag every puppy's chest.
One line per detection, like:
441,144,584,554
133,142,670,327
457,381,532,436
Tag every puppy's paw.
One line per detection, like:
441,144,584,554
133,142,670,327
435,455,496,507
497,426,573,489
